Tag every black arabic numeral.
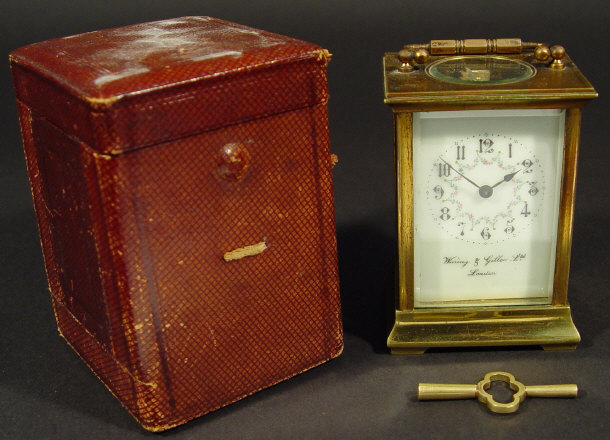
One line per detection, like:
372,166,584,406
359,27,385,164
433,185,444,199
479,138,494,153
521,202,531,217
504,220,515,234
438,163,451,178
522,159,533,173
480,227,491,240
440,207,451,221
456,145,465,160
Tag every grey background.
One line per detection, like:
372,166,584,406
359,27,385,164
1,1,608,438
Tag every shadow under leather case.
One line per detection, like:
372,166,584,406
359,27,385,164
10,16,342,431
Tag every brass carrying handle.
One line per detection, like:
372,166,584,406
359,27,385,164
411,38,539,55
397,38,566,72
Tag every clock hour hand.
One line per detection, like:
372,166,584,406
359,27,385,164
477,170,521,199
440,158,481,189
491,170,521,189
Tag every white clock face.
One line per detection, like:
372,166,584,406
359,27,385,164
412,109,565,307
427,134,544,244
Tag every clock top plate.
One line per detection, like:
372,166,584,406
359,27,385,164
383,52,597,108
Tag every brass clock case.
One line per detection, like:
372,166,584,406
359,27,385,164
384,40,597,354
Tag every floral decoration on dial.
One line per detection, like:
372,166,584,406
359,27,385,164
426,133,544,244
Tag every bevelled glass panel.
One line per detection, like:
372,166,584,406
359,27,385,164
426,56,535,85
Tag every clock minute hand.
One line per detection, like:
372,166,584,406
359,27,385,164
491,169,521,189
440,158,480,189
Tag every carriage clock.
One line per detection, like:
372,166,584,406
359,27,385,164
384,39,597,354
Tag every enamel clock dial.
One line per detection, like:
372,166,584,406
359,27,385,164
413,110,563,307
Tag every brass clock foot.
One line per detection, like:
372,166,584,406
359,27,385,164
390,347,427,355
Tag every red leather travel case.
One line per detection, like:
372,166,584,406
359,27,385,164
10,16,342,431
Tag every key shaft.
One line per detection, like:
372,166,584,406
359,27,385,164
418,383,476,400
525,384,578,398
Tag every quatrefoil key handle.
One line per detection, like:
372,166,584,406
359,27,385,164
418,371,577,414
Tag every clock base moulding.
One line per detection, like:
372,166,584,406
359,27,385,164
387,305,580,354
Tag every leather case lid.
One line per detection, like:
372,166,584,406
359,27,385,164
10,16,330,154
11,16,322,103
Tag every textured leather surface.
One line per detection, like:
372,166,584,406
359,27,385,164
11,17,329,154
11,17,342,431
10,17,319,101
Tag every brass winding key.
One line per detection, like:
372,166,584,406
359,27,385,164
418,371,577,414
